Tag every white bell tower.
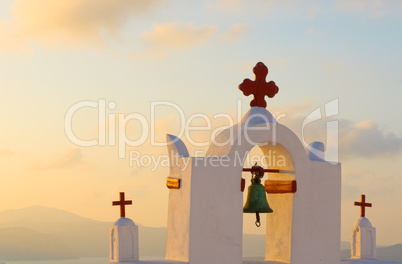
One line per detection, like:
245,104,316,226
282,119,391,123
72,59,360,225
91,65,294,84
351,195,376,260
109,192,139,263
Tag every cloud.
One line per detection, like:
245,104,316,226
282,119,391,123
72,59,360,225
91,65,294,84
335,0,402,19
0,0,163,52
340,119,402,158
51,148,84,168
219,23,250,41
209,0,274,13
342,168,400,199
28,147,90,170
271,101,402,160
135,23,217,58
0,148,14,157
270,98,317,130
209,0,321,20
210,0,401,20
0,21,29,54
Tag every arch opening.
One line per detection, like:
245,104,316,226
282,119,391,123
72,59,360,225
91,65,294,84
241,143,295,263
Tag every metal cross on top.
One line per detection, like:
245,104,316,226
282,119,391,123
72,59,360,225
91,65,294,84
112,192,132,218
239,62,279,108
354,194,372,218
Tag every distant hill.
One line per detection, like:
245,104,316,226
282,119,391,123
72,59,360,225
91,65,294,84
0,206,400,262
377,244,402,263
341,241,351,251
0,206,166,260
0,206,110,258
0,206,95,224
0,227,77,260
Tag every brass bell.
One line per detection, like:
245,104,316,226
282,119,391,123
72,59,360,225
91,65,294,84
243,163,273,227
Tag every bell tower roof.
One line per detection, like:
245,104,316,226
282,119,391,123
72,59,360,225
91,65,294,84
114,217,135,226
240,106,277,126
206,106,277,157
354,217,373,229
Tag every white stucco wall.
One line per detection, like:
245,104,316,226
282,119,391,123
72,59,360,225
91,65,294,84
165,157,192,261
290,160,341,264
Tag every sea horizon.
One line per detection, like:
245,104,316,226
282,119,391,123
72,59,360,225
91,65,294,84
4,256,167,264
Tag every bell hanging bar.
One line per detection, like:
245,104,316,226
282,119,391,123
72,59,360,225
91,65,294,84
242,168,295,174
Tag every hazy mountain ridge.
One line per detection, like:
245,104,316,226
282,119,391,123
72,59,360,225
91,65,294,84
0,206,97,224
0,206,166,260
0,226,77,260
0,206,110,260
0,206,400,261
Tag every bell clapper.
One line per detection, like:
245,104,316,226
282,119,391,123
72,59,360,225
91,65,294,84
255,212,261,227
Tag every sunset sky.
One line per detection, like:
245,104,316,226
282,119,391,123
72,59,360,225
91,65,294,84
0,0,401,246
